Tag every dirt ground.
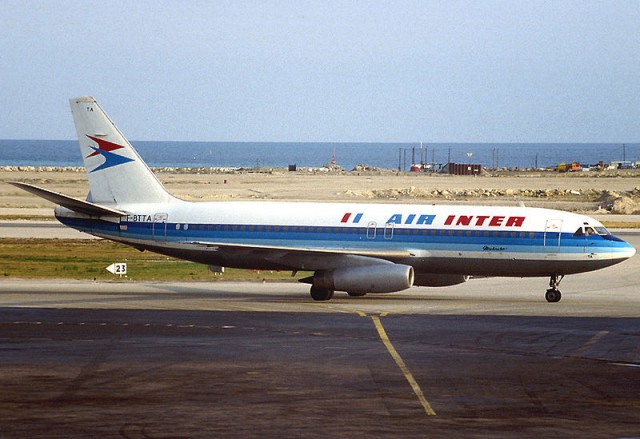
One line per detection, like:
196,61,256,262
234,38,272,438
2,168,640,218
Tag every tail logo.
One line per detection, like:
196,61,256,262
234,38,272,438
85,135,134,173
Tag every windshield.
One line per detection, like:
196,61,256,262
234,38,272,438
585,226,597,236
574,225,611,237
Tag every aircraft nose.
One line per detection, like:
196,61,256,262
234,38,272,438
624,242,636,258
616,237,636,259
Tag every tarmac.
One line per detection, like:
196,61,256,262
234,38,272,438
0,220,97,239
0,233,639,437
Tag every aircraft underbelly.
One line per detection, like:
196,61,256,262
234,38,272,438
116,237,621,277
410,255,622,276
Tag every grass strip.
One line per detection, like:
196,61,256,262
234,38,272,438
0,239,308,281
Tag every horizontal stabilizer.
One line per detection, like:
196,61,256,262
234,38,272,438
8,181,126,217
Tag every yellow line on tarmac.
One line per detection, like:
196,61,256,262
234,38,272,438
370,315,437,416
309,303,368,317
550,330,610,372
313,305,436,415
571,330,609,358
339,306,368,317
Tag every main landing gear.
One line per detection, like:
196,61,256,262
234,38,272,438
309,287,367,301
545,274,564,303
310,286,334,301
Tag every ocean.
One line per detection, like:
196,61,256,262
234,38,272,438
0,139,637,171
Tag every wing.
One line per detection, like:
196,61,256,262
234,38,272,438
190,240,414,271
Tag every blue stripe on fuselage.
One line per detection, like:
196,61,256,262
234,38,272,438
56,217,632,254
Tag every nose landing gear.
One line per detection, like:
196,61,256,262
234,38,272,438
545,274,564,303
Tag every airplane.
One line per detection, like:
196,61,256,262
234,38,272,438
9,96,636,302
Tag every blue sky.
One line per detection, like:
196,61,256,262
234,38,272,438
1,1,639,142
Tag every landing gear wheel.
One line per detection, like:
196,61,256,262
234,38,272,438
545,274,564,303
310,286,334,301
545,288,561,303
347,291,367,297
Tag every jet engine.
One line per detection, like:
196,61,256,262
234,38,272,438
413,273,469,287
311,264,414,294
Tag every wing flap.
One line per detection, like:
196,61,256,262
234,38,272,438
8,181,126,217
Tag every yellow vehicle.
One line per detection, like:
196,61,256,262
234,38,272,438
557,162,582,172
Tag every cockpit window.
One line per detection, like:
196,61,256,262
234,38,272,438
574,225,610,237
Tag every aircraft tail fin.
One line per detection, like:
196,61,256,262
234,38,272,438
69,96,173,206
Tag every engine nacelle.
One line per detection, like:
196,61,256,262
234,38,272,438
413,273,469,287
313,264,414,294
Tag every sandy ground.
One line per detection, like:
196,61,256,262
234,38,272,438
2,168,640,219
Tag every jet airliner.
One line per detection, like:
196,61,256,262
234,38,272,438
10,97,636,302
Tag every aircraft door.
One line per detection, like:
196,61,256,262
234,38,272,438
367,221,377,239
384,222,394,240
544,219,562,250
153,213,168,241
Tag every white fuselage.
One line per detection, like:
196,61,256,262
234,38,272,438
56,199,636,278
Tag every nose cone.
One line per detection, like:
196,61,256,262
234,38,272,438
622,241,636,259
609,234,636,260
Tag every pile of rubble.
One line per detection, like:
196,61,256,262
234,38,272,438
596,190,640,214
341,186,640,214
0,166,83,172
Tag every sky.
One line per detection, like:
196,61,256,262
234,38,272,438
1,0,639,143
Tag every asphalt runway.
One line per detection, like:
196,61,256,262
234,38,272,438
0,220,96,239
0,234,639,437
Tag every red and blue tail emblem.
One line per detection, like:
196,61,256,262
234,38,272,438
85,135,134,173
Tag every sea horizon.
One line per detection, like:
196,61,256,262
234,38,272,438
1,139,638,171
